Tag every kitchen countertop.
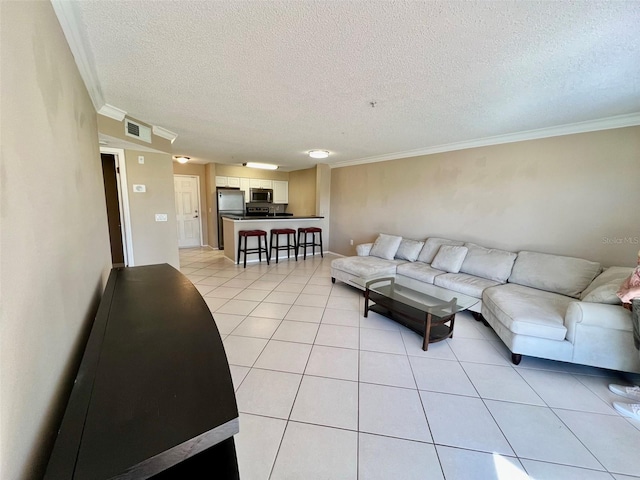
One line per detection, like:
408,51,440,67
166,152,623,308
222,215,324,220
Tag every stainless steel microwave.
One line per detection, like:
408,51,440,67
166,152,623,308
249,188,273,203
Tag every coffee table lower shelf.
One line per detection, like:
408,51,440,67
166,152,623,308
366,293,456,351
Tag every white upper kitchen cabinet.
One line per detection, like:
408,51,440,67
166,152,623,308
240,178,250,203
249,178,261,188
215,176,228,187
259,179,273,189
227,176,240,188
272,180,288,204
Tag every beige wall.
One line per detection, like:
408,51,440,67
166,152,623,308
125,150,180,267
330,127,640,267
0,2,112,479
97,114,173,153
205,163,217,247
173,162,209,246
288,167,317,215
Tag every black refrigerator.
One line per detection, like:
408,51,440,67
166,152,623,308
216,187,245,249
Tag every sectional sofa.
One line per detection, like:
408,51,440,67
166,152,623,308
331,234,640,374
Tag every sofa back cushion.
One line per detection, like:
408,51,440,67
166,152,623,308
460,243,517,283
508,251,601,298
395,238,425,262
369,233,403,260
431,245,469,273
417,237,464,264
580,266,633,305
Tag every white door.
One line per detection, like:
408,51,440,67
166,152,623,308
174,175,202,248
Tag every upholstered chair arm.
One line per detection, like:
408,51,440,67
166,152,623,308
565,302,632,343
356,243,374,256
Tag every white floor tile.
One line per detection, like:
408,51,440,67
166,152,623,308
295,293,329,308
307,276,333,286
280,275,310,285
194,275,228,286
485,400,602,469
235,413,287,480
249,302,291,319
421,391,514,455
215,299,260,316
301,284,333,296
213,313,245,334
401,329,457,360
230,316,281,339
284,305,325,323
330,283,361,297
205,297,230,313
249,280,281,291
272,320,319,344
452,314,488,339
235,368,301,419
554,408,640,476
221,278,257,289
326,295,361,311
205,286,244,299
233,288,270,302
517,368,616,414
448,337,511,366
222,336,268,366
263,291,299,304
359,351,416,388
253,340,312,374
359,383,431,442
462,362,545,405
194,283,217,295
290,376,358,430
270,422,358,480
360,328,405,354
321,308,360,327
304,345,359,381
409,357,478,396
315,324,360,349
274,282,305,293
358,433,444,480
228,365,250,391
360,310,401,331
521,459,615,480
437,445,528,480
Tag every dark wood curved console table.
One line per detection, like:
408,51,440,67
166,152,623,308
44,264,239,479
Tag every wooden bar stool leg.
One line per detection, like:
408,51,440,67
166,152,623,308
243,236,248,268
319,231,324,258
237,235,242,266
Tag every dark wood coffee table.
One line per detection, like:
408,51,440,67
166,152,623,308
357,276,478,351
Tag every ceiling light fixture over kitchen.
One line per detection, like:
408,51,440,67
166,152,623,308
174,156,190,164
243,162,278,170
308,150,330,159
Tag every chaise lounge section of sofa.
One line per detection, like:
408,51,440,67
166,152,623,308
331,234,639,373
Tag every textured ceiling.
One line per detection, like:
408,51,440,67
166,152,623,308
66,1,640,169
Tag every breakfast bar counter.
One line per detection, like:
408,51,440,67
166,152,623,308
222,215,326,263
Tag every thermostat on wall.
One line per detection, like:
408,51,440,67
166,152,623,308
133,184,146,193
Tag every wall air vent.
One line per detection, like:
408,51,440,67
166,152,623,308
125,119,152,143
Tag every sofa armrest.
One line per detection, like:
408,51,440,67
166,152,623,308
565,301,632,342
356,243,374,256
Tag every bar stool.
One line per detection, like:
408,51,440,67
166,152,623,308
297,227,323,260
269,228,297,263
237,230,269,268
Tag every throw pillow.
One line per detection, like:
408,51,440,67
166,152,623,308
417,237,464,264
395,239,425,262
431,245,469,273
369,234,403,260
582,283,623,305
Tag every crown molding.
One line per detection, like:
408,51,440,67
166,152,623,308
51,0,105,111
330,112,640,169
152,126,179,143
97,104,127,122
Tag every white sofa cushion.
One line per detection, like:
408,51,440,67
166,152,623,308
417,237,464,264
397,262,445,284
395,238,425,262
431,245,468,273
356,243,374,256
508,251,601,298
331,256,400,278
435,273,501,298
369,234,403,260
461,243,517,283
580,266,633,304
482,284,573,341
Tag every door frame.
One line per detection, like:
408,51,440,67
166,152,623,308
100,147,135,266
174,174,204,248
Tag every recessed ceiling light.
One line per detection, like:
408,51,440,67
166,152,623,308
243,162,278,170
309,150,329,159
174,156,190,164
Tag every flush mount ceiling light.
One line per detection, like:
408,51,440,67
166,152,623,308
243,162,278,170
174,156,190,164
308,150,330,159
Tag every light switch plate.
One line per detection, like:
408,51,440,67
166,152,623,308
155,214,168,222
138,155,145,164
133,184,146,193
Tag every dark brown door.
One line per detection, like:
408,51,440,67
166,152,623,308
101,153,125,265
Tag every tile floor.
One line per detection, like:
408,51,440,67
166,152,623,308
179,247,640,480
